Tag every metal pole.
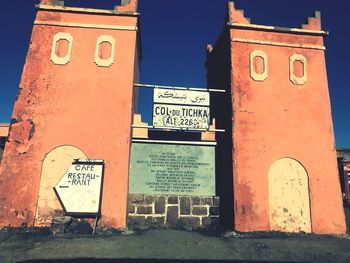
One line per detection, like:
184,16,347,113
131,125,225,133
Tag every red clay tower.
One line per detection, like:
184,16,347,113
0,0,140,228
207,2,346,234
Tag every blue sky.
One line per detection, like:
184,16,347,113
0,1,349,147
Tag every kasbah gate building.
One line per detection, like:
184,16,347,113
0,0,347,234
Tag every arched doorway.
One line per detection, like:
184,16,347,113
34,145,87,226
268,158,311,233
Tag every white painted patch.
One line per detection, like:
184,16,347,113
268,158,312,233
35,145,87,226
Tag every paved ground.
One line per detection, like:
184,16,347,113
1,229,349,263
0,207,349,263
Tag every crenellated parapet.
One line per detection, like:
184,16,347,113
115,0,138,13
39,0,64,5
227,1,325,35
302,11,322,31
228,1,250,24
39,0,138,13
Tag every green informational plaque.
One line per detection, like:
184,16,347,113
129,143,215,196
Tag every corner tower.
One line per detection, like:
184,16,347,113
207,2,346,234
0,0,140,228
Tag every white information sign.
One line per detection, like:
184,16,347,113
153,104,210,129
54,159,104,216
154,88,210,106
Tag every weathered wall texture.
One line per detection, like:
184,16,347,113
228,2,346,234
207,2,346,234
0,1,140,228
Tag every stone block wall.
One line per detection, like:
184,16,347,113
128,194,220,228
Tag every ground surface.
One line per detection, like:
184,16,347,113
1,229,349,263
0,207,349,263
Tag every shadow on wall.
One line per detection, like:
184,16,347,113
19,259,310,263
0,137,6,161
206,29,234,229
345,206,350,234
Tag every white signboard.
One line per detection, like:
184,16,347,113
54,159,104,216
153,104,210,129
154,88,210,106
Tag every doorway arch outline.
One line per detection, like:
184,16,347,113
268,157,312,233
34,145,87,226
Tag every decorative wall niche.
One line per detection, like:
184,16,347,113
290,54,307,85
250,50,268,81
94,35,116,67
50,32,73,65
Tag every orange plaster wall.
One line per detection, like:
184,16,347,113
230,28,346,234
0,125,9,137
0,8,139,228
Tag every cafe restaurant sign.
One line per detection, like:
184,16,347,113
54,159,104,217
153,88,210,129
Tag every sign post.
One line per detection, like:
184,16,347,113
54,159,104,234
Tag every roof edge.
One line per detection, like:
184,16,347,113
36,4,140,17
228,22,328,36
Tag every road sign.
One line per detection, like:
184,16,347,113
154,88,210,106
54,159,104,217
153,104,210,129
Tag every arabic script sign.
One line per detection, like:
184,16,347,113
54,159,104,216
129,143,215,196
153,104,210,129
154,88,210,106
